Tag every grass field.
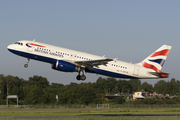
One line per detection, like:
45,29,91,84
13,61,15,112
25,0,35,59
1,107,180,116
0,107,180,120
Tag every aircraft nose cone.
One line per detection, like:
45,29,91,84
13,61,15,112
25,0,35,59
7,44,14,51
7,45,11,50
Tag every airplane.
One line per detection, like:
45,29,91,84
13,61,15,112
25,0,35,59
7,40,172,81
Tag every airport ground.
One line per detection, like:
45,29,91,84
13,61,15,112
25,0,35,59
0,107,180,120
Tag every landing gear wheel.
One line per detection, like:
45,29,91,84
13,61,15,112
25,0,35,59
80,75,86,81
76,69,86,81
24,58,30,68
24,64,28,68
76,75,81,80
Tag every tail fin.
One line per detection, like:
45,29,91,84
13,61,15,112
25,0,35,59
138,45,172,73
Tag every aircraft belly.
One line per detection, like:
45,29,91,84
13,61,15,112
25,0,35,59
94,68,138,79
86,65,138,79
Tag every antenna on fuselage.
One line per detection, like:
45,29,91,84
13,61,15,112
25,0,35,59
33,39,35,42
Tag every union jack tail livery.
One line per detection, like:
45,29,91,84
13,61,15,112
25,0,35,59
139,45,172,78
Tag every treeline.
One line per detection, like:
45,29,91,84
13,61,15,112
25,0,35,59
0,74,179,105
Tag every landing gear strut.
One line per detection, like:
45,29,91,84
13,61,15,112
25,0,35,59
24,58,30,68
76,69,86,81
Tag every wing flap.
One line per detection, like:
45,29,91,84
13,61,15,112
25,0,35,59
75,58,114,69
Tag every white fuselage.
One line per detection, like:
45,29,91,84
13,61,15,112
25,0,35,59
7,40,158,79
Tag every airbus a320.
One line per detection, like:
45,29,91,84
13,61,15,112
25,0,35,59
7,40,172,81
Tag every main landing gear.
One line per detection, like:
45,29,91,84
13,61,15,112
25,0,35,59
24,58,30,68
76,69,86,81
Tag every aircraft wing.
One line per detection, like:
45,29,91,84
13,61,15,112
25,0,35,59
74,58,113,69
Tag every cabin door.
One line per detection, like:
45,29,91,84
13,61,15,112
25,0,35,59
133,65,139,76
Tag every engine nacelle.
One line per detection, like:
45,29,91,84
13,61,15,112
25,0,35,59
52,60,80,72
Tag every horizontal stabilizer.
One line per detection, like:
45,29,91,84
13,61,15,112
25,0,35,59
149,72,169,78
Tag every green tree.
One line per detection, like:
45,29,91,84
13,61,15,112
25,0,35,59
94,77,109,94
154,80,167,94
106,78,117,93
28,75,49,88
129,79,141,92
116,80,132,93
142,98,156,104
0,74,6,104
140,82,153,93
116,97,125,104
24,85,43,104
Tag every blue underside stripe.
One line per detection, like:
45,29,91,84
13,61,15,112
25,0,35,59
8,49,137,79
88,68,137,79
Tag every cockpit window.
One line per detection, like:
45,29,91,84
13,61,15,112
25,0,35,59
15,42,23,46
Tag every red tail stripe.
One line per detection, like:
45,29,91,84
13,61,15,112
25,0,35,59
150,49,170,57
27,43,45,48
142,62,161,72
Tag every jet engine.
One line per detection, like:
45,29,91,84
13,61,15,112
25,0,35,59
52,60,80,72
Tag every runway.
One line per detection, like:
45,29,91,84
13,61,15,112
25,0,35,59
1,114,180,119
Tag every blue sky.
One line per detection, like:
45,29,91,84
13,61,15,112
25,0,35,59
1,0,180,85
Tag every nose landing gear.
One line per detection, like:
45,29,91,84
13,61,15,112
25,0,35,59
24,58,30,68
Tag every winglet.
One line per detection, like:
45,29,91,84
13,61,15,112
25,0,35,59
113,58,118,61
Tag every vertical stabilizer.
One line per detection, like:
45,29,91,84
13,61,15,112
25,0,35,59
137,45,172,72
